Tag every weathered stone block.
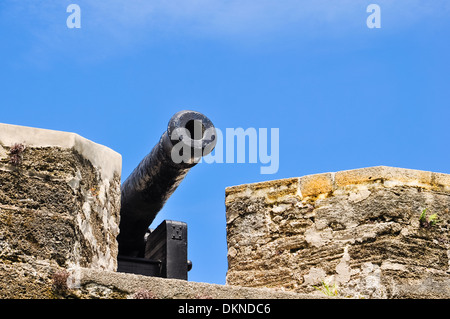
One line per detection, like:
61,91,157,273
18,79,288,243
0,123,122,275
335,166,433,189
226,166,450,298
432,172,450,192
299,173,333,198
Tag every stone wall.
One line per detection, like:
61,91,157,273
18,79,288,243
225,166,450,298
0,122,122,289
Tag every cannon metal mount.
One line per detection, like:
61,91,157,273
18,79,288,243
117,111,216,280
118,220,191,279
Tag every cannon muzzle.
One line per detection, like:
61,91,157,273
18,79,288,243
118,110,216,257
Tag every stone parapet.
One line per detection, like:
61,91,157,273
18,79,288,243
0,123,122,272
225,166,450,298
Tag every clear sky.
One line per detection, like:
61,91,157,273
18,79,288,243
1,0,449,285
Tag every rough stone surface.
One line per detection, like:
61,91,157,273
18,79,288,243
225,166,450,299
75,268,332,299
0,261,333,299
0,123,122,275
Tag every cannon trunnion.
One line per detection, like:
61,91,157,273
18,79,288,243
117,111,216,280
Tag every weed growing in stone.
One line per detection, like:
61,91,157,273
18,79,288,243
9,143,25,166
419,208,439,228
314,281,339,297
51,270,70,295
132,289,157,299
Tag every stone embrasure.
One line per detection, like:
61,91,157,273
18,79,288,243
0,123,122,277
225,166,450,299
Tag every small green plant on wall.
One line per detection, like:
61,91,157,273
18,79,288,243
419,208,439,229
314,281,339,297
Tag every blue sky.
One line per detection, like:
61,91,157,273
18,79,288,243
1,0,449,285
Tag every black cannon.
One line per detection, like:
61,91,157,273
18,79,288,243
117,110,216,280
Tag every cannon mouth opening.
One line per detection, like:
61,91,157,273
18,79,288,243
164,110,217,167
185,119,205,141
168,110,216,148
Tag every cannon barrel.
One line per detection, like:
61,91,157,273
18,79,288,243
118,110,216,257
